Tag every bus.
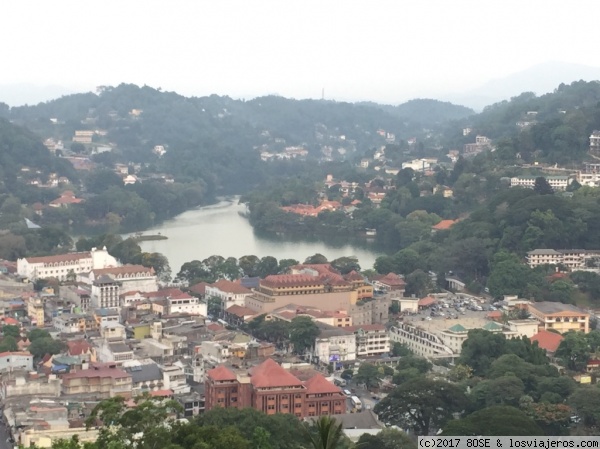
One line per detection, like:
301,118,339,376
351,396,362,411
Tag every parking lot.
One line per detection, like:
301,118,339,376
400,293,497,332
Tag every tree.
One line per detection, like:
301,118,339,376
0,336,18,352
207,297,223,318
304,254,328,264
28,328,51,341
569,386,600,430
555,331,590,371
28,337,64,359
2,324,20,338
404,269,431,298
442,406,544,436
277,258,299,274
289,316,319,354
140,252,171,283
304,415,344,449
330,257,360,275
458,329,508,376
239,255,260,277
378,428,417,449
533,177,554,195
354,363,382,390
257,256,279,278
391,342,412,357
375,378,467,435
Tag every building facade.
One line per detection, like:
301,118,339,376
17,247,118,282
205,358,345,418
61,363,132,398
528,302,590,334
347,325,390,357
510,176,571,191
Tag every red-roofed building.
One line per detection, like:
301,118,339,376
49,191,84,208
61,362,132,398
372,273,406,293
206,280,253,312
432,219,457,231
67,340,94,362
530,330,564,354
205,358,344,418
223,305,256,327
418,296,437,309
189,282,210,298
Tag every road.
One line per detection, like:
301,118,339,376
0,417,13,449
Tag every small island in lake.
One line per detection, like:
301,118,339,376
132,233,168,242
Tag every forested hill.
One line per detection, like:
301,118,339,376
442,80,600,165
0,118,79,202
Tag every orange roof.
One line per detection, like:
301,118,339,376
250,358,304,388
530,330,564,353
375,273,406,287
3,317,19,325
487,310,502,320
189,282,210,295
432,219,457,231
210,280,252,295
150,389,173,397
226,305,256,318
304,373,342,395
67,340,92,356
262,274,320,288
24,252,91,264
0,351,31,357
207,323,226,332
207,365,237,381
418,296,436,307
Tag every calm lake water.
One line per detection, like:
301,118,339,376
126,197,382,274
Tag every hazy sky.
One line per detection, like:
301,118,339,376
3,0,600,104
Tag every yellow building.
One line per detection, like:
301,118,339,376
131,323,151,340
528,302,590,334
27,298,44,327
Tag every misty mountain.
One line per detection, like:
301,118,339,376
442,61,600,111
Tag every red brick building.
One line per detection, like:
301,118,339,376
205,358,345,418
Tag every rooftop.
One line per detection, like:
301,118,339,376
529,301,588,316
432,219,458,231
304,373,342,395
207,365,237,382
209,280,252,295
23,252,91,264
530,330,564,353
250,358,305,388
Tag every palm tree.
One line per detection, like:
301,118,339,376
304,415,344,449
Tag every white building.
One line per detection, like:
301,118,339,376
86,265,158,293
347,325,390,357
205,280,253,310
526,249,600,269
0,352,33,372
314,324,356,365
161,364,189,394
168,294,206,316
200,341,230,364
17,247,118,282
91,276,122,311
510,176,571,191
389,323,453,358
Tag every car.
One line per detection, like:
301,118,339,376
425,316,432,320
343,389,351,396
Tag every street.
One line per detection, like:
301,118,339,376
0,419,13,449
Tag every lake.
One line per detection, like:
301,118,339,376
126,197,383,274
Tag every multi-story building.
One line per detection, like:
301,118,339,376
526,249,600,269
0,351,33,372
590,130,600,154
91,276,121,311
510,176,571,191
371,273,406,293
87,265,158,293
162,364,189,394
205,358,345,418
245,275,358,314
122,359,164,395
17,247,118,282
268,304,352,328
313,323,356,364
205,280,253,311
346,325,390,357
27,297,44,327
349,297,390,326
61,362,132,398
389,323,454,358
528,302,590,334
